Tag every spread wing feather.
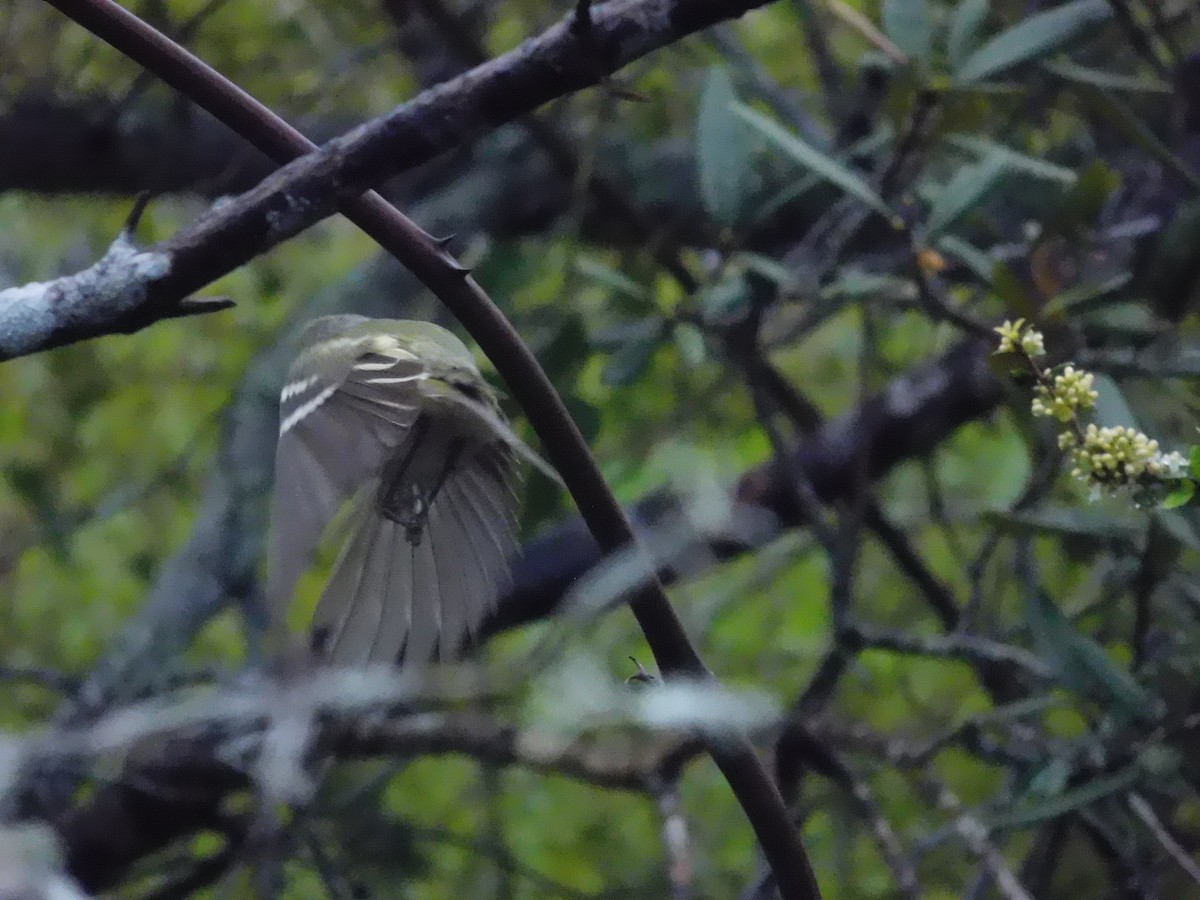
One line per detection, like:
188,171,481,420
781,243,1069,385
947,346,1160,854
268,334,529,668
307,445,519,667
266,354,423,645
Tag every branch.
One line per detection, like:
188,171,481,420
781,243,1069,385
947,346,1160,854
59,704,700,892
14,0,779,359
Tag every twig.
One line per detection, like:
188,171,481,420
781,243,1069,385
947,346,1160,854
929,781,1033,900
847,625,1053,680
651,778,694,900
820,0,906,65
1128,792,1200,887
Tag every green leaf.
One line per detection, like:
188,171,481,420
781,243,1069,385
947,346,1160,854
883,0,933,64
1027,758,1071,797
989,766,1141,830
1089,373,1140,431
601,324,660,386
936,235,995,283
946,134,1078,184
699,273,752,323
1190,446,1200,479
674,322,707,366
1041,271,1131,317
954,0,1111,84
575,257,648,301
696,68,754,227
733,102,897,223
821,270,914,302
946,0,989,66
983,507,1140,540
1026,591,1159,722
738,252,799,289
1161,480,1195,509
1043,59,1171,93
926,151,1007,236
1154,507,1200,552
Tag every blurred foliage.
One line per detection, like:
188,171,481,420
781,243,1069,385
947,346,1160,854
3,0,1200,897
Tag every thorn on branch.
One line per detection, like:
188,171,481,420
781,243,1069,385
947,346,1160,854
600,79,650,103
626,656,657,687
123,191,155,238
163,295,237,322
570,0,593,37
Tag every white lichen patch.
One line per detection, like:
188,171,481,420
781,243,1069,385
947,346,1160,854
0,231,172,360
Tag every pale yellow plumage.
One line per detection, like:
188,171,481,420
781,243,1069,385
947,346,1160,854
265,315,549,667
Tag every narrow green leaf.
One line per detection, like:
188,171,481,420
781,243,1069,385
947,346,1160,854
733,102,897,223
1189,446,1200,479
936,235,994,283
821,271,915,301
738,253,799,288
946,0,989,65
696,68,754,227
575,257,648,301
883,0,933,64
1161,480,1195,509
754,125,893,221
947,134,1078,184
602,329,660,386
989,766,1141,830
1026,591,1159,722
1043,59,1171,93
1041,272,1131,316
982,507,1140,540
926,152,1007,236
674,322,707,366
954,0,1111,84
1027,759,1071,797
1090,373,1140,431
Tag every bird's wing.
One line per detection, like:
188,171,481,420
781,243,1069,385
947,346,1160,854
265,345,426,641
311,440,521,667
418,377,563,487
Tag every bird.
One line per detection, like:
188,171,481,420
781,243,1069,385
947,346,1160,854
264,314,554,668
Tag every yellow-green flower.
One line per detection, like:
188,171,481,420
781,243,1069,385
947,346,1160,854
1031,366,1097,422
994,319,1045,356
1069,424,1184,491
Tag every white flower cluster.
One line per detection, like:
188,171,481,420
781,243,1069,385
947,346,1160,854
1062,425,1188,487
1031,366,1098,423
994,320,1188,499
994,318,1045,357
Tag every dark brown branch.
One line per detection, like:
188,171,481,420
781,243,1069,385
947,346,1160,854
59,709,702,892
13,0,786,358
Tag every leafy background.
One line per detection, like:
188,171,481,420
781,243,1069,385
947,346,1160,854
2,0,1200,896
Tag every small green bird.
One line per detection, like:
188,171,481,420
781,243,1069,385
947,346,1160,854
265,315,552,667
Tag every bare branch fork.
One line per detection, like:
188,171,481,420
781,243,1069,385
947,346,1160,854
23,0,820,894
